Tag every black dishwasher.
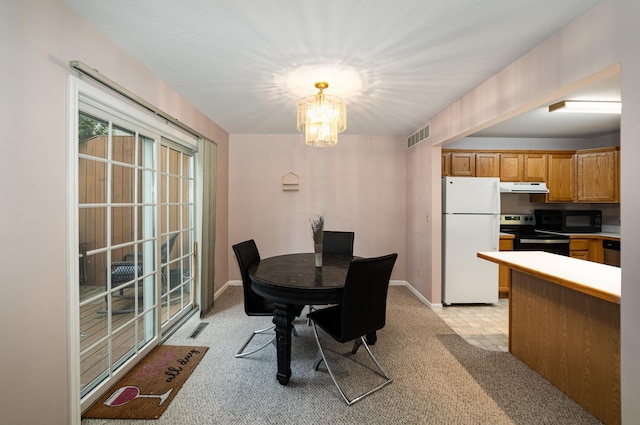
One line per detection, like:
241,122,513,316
603,240,620,267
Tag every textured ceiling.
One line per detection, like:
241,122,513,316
64,0,603,137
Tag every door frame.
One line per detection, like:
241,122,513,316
67,76,201,418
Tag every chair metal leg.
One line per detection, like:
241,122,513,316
307,305,315,326
235,323,298,358
235,324,276,358
310,322,393,406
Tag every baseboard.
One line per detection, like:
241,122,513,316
223,279,443,311
391,280,443,311
216,280,240,300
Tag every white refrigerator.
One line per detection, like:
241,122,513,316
442,177,500,304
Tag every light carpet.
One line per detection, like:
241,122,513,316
81,285,601,425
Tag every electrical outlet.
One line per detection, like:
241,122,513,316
425,213,430,222
417,267,421,277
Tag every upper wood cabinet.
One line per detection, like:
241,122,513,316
576,147,619,202
523,154,547,182
499,153,523,181
475,153,500,177
544,153,576,202
450,152,475,176
441,148,619,204
442,152,451,176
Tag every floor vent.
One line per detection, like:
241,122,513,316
189,322,209,339
408,123,430,148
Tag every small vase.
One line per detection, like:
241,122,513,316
314,243,323,267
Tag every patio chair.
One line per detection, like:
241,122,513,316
109,232,179,296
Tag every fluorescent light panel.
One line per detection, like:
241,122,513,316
549,100,621,114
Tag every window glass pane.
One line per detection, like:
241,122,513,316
137,315,154,348
112,322,137,369
112,127,135,164
182,205,191,230
169,205,180,232
79,299,108,352
80,251,107,301
80,340,109,397
140,205,156,238
78,158,106,204
112,164,135,204
160,146,168,171
139,241,157,275
169,148,180,175
182,154,191,177
181,178,191,204
160,174,168,204
111,206,135,246
169,175,180,203
79,207,107,250
79,113,109,159
159,205,168,234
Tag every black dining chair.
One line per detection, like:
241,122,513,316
307,253,398,406
322,230,355,256
232,239,276,358
307,230,356,323
232,239,301,358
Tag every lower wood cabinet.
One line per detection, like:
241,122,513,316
499,236,514,297
569,237,604,263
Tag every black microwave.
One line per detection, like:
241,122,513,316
534,209,602,233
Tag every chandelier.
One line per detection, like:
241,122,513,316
296,81,347,147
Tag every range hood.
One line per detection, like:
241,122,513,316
499,181,549,194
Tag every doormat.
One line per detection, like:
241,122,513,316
83,345,208,420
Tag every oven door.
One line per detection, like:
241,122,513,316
514,237,570,256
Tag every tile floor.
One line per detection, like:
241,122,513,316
434,299,509,352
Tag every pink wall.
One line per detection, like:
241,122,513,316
229,134,407,280
1,1,229,423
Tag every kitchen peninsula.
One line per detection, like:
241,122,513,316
478,251,620,425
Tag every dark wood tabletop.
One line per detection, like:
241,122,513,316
249,253,352,305
248,253,353,385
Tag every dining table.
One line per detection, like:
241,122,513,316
249,252,368,385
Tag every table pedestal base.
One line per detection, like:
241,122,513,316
273,302,298,385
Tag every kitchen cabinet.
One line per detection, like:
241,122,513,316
499,153,523,181
442,148,619,204
523,153,547,182
576,147,619,203
530,153,576,203
569,237,605,263
475,153,500,177
499,236,514,297
442,152,451,176
449,152,475,176
478,251,620,425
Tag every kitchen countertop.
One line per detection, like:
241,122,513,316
536,230,620,240
478,251,620,304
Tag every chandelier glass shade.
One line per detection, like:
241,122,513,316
296,82,347,147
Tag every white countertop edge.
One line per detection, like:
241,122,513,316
478,251,621,302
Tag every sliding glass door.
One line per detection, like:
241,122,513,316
158,144,195,330
75,89,197,410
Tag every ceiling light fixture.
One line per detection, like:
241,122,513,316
297,81,346,148
548,100,621,114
